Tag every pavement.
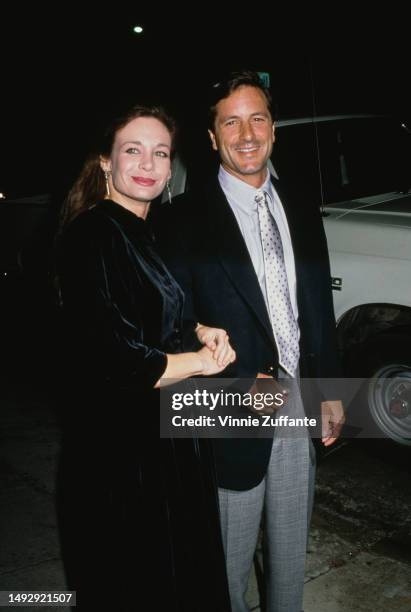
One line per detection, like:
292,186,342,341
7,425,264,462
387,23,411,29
0,388,410,611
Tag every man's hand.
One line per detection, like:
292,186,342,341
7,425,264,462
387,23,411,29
247,373,288,416
195,324,234,367
321,400,345,446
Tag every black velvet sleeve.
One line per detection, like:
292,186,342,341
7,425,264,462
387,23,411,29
57,211,167,391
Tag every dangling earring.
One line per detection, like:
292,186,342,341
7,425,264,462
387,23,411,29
166,178,172,204
104,171,111,199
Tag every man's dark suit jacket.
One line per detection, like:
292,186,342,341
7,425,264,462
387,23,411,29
154,175,341,491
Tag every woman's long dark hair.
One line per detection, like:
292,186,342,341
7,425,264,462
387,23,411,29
58,105,176,232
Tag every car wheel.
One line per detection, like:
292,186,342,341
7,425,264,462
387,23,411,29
345,333,411,446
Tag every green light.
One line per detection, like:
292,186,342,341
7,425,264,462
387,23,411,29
258,72,270,87
133,26,143,34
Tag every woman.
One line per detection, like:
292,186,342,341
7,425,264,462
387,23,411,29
56,105,234,610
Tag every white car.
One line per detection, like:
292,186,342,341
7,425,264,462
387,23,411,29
298,115,411,446
324,194,411,444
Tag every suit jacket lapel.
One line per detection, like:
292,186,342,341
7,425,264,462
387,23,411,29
206,180,275,345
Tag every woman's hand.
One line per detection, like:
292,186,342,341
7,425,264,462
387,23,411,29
155,342,236,388
197,345,236,376
196,324,235,367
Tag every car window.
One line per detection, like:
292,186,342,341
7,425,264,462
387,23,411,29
318,117,411,203
271,123,322,207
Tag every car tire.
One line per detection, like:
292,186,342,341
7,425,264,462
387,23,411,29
344,332,411,446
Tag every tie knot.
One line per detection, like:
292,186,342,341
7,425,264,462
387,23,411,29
255,190,267,207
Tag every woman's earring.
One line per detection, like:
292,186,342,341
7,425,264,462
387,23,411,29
166,178,172,204
104,171,111,199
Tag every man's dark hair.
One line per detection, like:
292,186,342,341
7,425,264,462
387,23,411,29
207,70,273,130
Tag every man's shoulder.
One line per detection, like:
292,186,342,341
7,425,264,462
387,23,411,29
152,192,196,230
173,177,221,207
159,181,220,222
173,191,199,215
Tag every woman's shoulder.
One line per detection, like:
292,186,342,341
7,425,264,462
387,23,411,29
60,202,131,258
64,200,129,238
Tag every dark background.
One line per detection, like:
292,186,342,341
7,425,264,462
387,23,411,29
0,18,410,605
1,11,410,199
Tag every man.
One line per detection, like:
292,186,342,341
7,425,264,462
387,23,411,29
156,71,344,612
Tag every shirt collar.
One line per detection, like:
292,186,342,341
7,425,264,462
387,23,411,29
218,165,273,214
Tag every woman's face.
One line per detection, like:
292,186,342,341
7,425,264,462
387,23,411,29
101,116,172,215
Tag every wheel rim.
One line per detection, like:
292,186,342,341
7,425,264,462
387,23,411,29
368,364,411,445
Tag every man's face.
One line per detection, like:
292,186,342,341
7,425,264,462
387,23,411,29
209,85,275,188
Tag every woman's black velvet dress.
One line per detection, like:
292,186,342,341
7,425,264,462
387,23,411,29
56,200,231,611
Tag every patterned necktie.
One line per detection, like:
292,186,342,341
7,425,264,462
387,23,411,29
255,189,300,376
